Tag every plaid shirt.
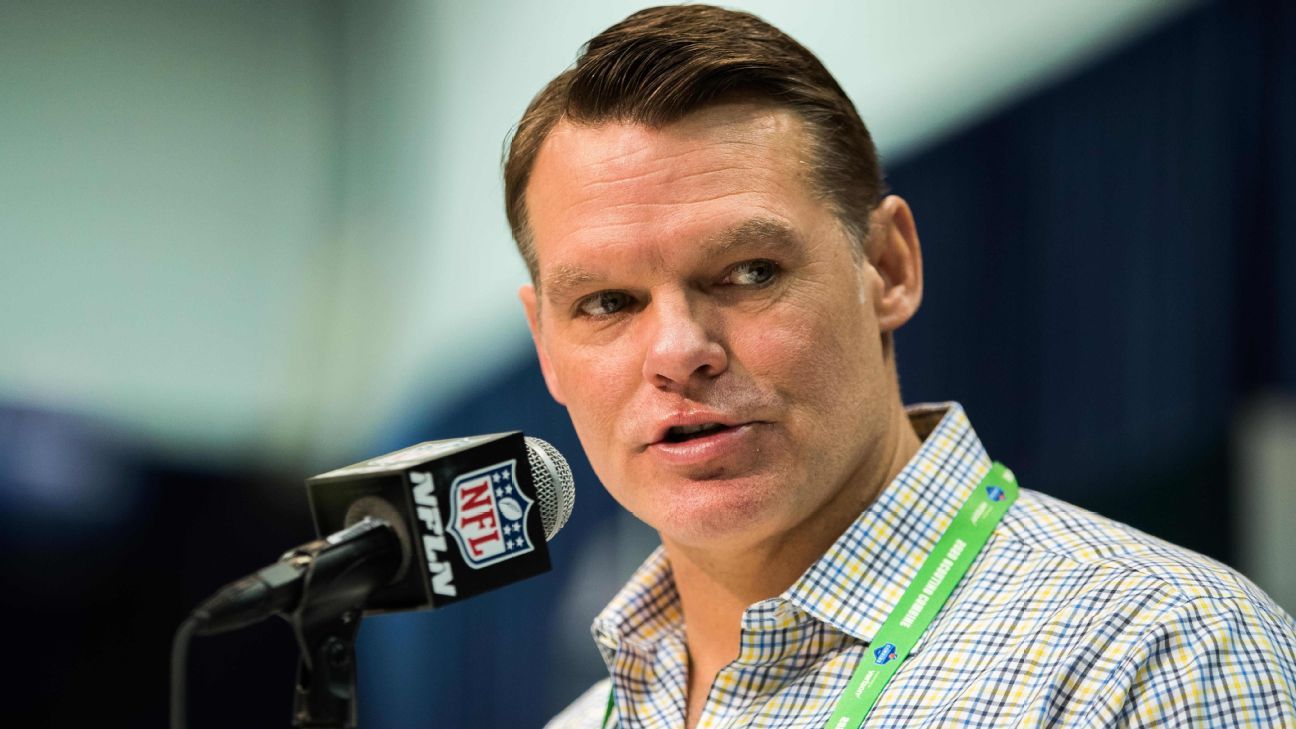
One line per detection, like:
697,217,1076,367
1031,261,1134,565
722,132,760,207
546,403,1296,728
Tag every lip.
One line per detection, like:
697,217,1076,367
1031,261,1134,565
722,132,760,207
648,411,745,446
646,421,763,467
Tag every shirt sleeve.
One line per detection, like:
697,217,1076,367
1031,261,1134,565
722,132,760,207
1112,595,1296,726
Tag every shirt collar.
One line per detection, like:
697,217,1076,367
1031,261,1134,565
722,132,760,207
781,402,993,642
591,402,993,661
592,542,681,658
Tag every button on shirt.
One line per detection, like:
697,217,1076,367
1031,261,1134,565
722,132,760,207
546,403,1296,728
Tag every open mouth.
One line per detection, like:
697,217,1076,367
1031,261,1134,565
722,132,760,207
663,423,731,443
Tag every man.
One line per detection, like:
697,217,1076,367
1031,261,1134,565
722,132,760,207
504,6,1296,728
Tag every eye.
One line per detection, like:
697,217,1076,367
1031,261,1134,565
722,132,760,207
574,291,633,317
722,259,779,287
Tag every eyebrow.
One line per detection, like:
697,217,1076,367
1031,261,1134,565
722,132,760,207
702,217,799,255
539,216,800,302
541,265,602,304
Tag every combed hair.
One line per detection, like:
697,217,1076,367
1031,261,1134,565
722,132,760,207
503,4,887,280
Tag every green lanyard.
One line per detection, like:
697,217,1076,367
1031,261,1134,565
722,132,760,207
602,462,1019,729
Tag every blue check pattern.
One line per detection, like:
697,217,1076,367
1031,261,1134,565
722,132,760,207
547,403,1296,728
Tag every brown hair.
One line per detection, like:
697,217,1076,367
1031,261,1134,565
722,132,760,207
503,4,887,281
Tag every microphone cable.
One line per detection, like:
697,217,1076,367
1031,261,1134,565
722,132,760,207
170,610,207,729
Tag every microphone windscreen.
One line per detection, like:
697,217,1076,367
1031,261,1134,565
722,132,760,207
525,436,575,540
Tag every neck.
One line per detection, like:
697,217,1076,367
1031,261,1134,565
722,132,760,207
664,402,922,726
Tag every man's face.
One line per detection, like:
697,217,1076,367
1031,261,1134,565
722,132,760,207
520,103,906,553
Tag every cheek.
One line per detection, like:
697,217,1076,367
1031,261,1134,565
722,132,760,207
549,342,641,446
735,290,876,400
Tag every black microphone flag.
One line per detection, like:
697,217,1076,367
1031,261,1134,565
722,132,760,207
306,431,573,612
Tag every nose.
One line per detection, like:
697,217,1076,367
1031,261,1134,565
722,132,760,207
641,292,728,390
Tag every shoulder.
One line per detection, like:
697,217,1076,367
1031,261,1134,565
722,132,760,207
544,678,611,729
964,488,1296,724
999,488,1283,609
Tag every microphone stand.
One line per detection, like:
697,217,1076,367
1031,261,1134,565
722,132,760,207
282,520,401,728
290,596,364,728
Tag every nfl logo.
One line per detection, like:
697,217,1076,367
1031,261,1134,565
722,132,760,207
447,460,536,569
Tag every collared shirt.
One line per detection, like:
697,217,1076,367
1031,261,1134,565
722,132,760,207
546,403,1296,728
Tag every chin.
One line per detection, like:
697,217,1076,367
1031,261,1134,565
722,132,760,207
645,475,793,549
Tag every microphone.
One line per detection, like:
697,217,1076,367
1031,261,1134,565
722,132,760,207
191,432,574,635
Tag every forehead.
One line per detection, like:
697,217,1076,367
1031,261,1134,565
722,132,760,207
524,103,819,274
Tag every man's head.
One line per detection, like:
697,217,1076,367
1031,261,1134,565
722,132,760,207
504,4,887,280
506,6,923,558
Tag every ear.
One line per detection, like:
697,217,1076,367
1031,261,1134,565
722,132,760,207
519,284,567,405
866,195,924,334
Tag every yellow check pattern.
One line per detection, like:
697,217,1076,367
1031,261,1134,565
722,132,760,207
547,403,1296,728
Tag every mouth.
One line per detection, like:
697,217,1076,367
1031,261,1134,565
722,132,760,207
646,419,764,468
661,422,734,443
